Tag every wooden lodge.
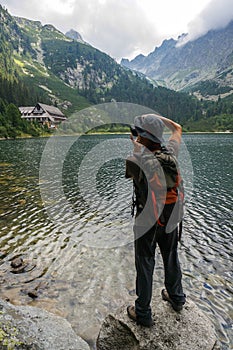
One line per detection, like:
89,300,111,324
19,102,67,128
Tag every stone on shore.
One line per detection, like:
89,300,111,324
0,299,90,350
97,288,218,350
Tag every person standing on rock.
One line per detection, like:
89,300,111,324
125,113,186,327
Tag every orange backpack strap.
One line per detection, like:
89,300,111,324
151,190,165,227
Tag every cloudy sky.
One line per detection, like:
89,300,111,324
1,0,233,61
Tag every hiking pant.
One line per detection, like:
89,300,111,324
134,222,186,322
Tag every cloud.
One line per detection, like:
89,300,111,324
178,0,233,45
1,0,160,60
1,0,76,26
2,0,233,59
59,0,160,60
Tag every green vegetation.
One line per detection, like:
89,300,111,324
86,123,130,134
0,73,46,107
184,114,233,132
22,65,91,114
190,80,232,97
0,100,50,139
107,77,203,124
0,312,23,350
0,325,23,349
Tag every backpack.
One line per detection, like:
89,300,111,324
131,147,184,239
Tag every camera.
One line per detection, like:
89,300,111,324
130,126,138,137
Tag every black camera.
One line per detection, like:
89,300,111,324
130,126,138,137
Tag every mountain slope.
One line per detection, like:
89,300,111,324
122,21,233,100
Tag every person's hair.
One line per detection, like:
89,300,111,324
138,136,161,151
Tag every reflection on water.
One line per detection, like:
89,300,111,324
0,134,232,349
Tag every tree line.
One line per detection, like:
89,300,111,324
0,74,49,138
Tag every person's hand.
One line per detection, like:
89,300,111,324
130,134,143,154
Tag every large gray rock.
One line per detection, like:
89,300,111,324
0,299,90,350
97,288,218,350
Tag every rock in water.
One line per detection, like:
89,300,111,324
0,299,90,350
97,288,218,350
10,257,24,268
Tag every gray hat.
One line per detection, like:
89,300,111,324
133,114,165,144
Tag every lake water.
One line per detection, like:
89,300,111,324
0,133,232,349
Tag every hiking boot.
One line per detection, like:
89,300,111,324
127,305,154,327
161,289,183,312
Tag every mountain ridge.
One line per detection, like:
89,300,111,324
121,21,233,100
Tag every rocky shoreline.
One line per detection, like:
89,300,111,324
0,288,220,350
97,288,220,350
0,298,90,350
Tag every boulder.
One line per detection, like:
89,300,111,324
0,299,90,350
97,288,218,350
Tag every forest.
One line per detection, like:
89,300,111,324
0,75,232,139
0,75,50,138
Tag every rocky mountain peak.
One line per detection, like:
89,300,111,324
121,21,233,98
65,29,85,44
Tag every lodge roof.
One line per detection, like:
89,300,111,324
36,103,65,117
19,103,66,120
19,106,34,115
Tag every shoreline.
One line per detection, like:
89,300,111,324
0,130,232,141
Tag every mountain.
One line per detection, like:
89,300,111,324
0,4,232,134
65,29,86,44
121,22,233,101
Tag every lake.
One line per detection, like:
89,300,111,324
0,133,232,349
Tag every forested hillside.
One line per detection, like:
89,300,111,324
0,100,50,138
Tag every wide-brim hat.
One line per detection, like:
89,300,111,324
131,114,165,144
